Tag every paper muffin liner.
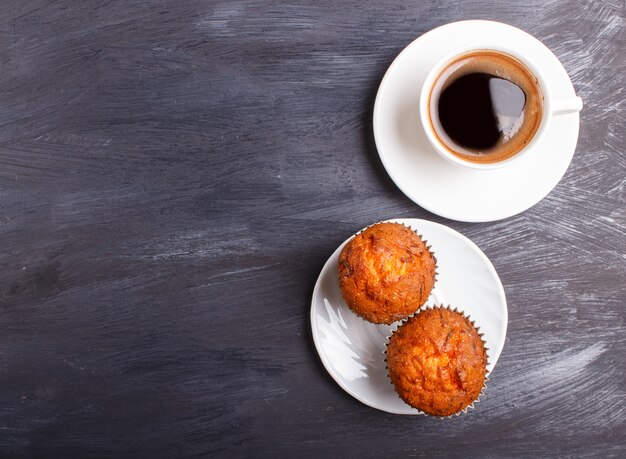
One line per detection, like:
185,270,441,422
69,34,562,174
383,304,490,418
339,220,439,325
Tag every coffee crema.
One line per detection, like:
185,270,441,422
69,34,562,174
428,50,543,164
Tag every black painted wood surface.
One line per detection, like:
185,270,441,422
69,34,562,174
1,1,624,457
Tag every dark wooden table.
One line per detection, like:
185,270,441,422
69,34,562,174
1,1,624,457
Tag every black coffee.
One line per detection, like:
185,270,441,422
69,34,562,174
438,72,526,150
429,51,543,164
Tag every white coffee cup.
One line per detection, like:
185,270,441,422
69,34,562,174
419,44,583,170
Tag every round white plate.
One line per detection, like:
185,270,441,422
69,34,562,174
373,20,581,222
311,218,508,415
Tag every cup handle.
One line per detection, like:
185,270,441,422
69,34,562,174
552,96,583,115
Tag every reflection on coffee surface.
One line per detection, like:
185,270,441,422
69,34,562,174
429,51,543,164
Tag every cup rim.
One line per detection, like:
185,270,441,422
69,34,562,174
419,44,551,170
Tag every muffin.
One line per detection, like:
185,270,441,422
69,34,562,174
337,222,436,324
386,307,487,416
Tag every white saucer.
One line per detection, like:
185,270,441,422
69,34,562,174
310,219,508,415
373,20,581,222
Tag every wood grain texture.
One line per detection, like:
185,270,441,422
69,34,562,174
0,0,624,457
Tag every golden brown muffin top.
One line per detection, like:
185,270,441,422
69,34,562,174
338,222,436,324
386,307,487,416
